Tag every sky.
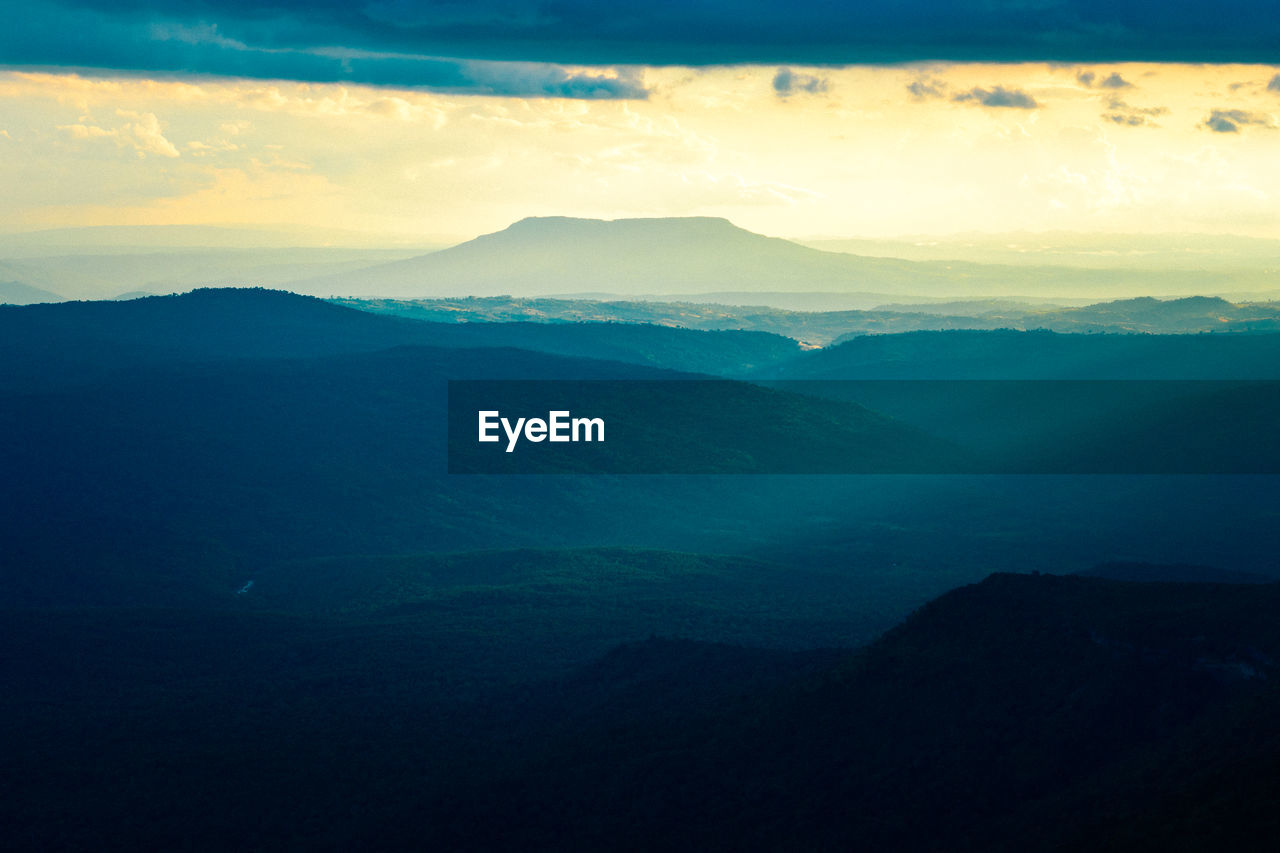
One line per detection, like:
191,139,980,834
2,1,1279,243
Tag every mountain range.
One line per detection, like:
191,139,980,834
6,285,1280,849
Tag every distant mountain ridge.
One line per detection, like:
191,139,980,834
760,328,1280,379
295,215,878,297
338,293,1280,345
0,280,62,305
291,216,1279,300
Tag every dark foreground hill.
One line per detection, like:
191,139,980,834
437,572,1280,852
0,287,799,391
6,572,1280,850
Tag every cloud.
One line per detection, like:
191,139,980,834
57,110,180,157
1201,108,1275,133
58,123,115,140
772,67,829,98
952,86,1037,109
907,77,948,100
1102,99,1168,127
1078,70,1133,89
1269,74,1280,93
5,0,1280,87
116,110,181,157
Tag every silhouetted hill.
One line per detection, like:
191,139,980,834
9,573,1280,850
436,572,1280,851
867,294,1280,335
1075,294,1232,319
0,287,800,390
0,286,422,367
762,328,1280,379
917,295,1280,335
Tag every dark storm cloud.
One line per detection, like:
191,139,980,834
953,86,1038,108
1201,109,1274,133
0,2,650,97
773,67,829,97
1269,74,1280,93
5,1,1280,90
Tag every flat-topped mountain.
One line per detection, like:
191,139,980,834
290,216,1277,300
288,216,1038,299
293,215,890,297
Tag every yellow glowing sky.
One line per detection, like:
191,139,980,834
1,63,1278,243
